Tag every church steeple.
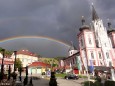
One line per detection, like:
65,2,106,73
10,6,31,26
92,3,99,20
69,41,76,50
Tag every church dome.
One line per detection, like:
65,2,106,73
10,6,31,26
79,16,90,31
79,25,90,31
107,21,115,34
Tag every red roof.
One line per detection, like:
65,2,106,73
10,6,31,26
0,60,14,65
28,62,51,67
17,50,38,57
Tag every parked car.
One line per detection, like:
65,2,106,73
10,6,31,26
64,74,79,80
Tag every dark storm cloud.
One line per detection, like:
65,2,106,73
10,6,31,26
0,0,114,57
0,0,90,43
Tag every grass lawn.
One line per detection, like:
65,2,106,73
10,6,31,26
55,73,67,78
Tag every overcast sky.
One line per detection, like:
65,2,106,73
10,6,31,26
0,0,115,57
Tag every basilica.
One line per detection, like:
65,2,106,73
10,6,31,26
60,4,115,74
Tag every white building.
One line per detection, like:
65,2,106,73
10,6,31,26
11,49,39,68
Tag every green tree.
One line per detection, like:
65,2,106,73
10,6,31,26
44,59,48,64
0,47,13,55
15,58,22,70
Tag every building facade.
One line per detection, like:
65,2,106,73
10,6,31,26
78,5,115,71
0,53,14,73
60,5,115,74
28,61,51,75
11,49,39,68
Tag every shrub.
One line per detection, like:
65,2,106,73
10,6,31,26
94,81,101,86
104,80,115,86
82,75,88,78
83,81,94,86
95,76,101,82
78,75,82,78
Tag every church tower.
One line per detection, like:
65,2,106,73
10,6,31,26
91,4,113,67
68,41,77,56
78,16,97,71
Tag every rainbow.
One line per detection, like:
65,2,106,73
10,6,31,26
0,35,71,47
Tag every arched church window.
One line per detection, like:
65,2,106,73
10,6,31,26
90,51,94,59
105,43,107,47
100,61,103,66
71,52,73,55
88,37,92,44
106,52,109,59
88,35,92,44
109,62,112,67
81,39,83,47
93,60,96,65
98,52,102,59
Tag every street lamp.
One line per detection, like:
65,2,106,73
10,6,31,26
14,51,17,72
1,49,5,80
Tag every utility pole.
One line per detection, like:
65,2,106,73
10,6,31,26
14,51,17,72
1,49,5,80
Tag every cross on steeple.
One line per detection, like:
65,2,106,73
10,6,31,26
81,16,85,25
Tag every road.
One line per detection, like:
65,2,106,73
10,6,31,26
57,78,87,86
17,74,87,86
28,77,87,86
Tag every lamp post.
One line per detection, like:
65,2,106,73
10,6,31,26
19,67,22,81
14,51,17,72
8,65,11,80
23,66,28,86
1,49,5,80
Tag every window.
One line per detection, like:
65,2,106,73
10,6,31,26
109,62,112,67
88,37,92,44
91,51,94,59
99,61,103,66
71,52,72,55
105,43,107,47
81,39,83,46
93,60,96,65
106,52,109,59
88,35,92,45
98,52,102,59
